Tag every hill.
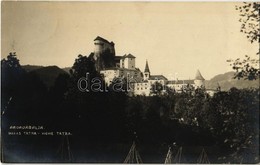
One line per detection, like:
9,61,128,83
62,67,71,74
30,66,69,87
205,71,259,91
22,65,44,72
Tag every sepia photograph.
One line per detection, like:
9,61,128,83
1,1,259,163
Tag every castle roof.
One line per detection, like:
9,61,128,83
149,75,168,81
94,36,111,44
115,54,136,60
195,70,205,80
144,60,150,73
123,54,136,58
167,80,194,85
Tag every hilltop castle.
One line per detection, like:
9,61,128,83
91,36,207,96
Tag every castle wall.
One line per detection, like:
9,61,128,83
100,68,142,86
149,79,167,86
120,58,135,69
100,69,120,85
120,59,124,68
167,83,196,93
133,82,151,96
194,79,205,88
124,58,135,70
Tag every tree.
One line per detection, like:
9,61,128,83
1,52,24,86
236,2,260,44
48,73,70,105
70,54,99,80
211,88,259,163
1,52,49,125
1,52,21,68
1,52,25,107
150,81,165,96
228,2,260,80
67,54,102,99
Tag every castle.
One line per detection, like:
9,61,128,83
91,36,207,96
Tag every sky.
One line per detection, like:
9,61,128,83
1,2,258,80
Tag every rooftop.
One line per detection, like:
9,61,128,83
94,36,113,45
149,75,168,81
167,80,194,85
100,67,139,72
123,54,136,58
116,54,136,59
144,60,150,73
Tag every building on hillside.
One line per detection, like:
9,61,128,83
93,37,142,86
167,80,195,92
166,70,205,93
119,54,136,69
132,61,168,96
91,36,216,96
166,70,220,96
100,67,143,86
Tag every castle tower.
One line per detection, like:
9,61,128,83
93,36,116,71
194,69,205,88
120,54,136,69
143,60,150,81
93,36,115,60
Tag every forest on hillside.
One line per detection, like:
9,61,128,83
1,53,259,163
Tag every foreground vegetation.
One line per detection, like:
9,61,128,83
1,53,259,163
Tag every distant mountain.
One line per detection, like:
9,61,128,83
22,65,44,72
30,66,69,87
206,71,259,91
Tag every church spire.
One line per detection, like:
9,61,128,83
144,60,150,81
195,69,205,80
144,60,150,73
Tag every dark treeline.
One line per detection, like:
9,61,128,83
1,52,259,163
